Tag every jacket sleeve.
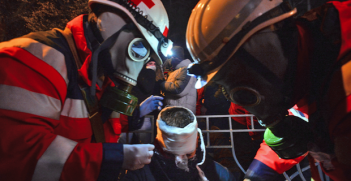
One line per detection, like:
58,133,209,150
160,67,190,96
121,166,149,181
0,46,123,181
245,141,307,180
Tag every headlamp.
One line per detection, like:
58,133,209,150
161,39,173,58
167,50,173,57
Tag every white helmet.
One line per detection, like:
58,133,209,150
88,0,173,64
186,0,297,88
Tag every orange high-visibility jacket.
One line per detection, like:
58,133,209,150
0,15,130,181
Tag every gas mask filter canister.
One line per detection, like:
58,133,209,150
100,37,151,116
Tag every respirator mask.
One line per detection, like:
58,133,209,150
99,35,152,116
88,1,172,116
211,25,311,159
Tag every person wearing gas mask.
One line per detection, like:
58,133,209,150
122,106,235,181
186,0,351,180
0,0,173,180
160,46,197,114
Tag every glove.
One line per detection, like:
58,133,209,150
139,95,163,117
122,144,155,170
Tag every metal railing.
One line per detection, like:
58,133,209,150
129,114,329,181
196,114,265,173
196,114,329,181
124,115,155,144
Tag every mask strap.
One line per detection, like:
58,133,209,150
90,24,134,95
197,128,206,165
196,128,209,181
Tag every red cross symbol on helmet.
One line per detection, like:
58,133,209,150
131,0,155,9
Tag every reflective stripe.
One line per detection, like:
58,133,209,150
61,100,120,119
0,38,69,85
31,135,78,181
0,84,61,120
202,0,262,57
61,98,89,118
289,108,308,122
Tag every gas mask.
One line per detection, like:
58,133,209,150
100,35,151,116
211,26,291,123
89,8,172,116
192,26,311,159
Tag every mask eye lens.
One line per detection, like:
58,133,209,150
131,41,147,58
228,87,261,107
128,38,150,62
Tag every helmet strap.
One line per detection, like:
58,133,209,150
109,0,169,55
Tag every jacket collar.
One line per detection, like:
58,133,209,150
66,15,114,98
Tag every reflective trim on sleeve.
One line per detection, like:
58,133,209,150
0,38,68,85
31,135,78,181
288,108,308,122
61,98,89,118
0,84,61,120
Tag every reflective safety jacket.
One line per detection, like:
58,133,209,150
0,15,129,181
292,1,351,180
247,2,351,180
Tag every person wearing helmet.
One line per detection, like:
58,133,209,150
186,0,351,180
0,0,172,180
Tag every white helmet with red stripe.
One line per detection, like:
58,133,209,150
88,0,173,64
186,0,297,88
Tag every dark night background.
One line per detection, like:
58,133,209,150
0,0,336,179
0,0,329,61
0,0,200,60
